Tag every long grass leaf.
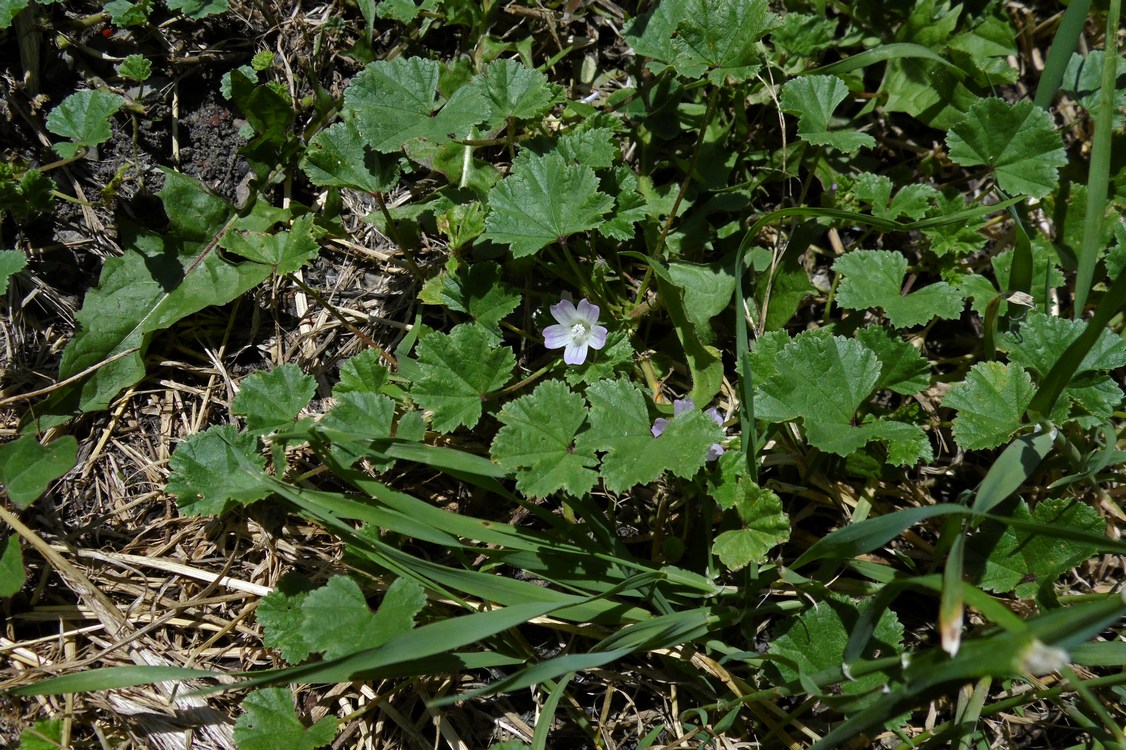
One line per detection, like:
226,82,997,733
1033,0,1092,110
1071,0,1121,315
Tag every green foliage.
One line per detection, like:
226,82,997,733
711,480,789,570
221,213,320,274
19,718,63,750
769,595,904,703
967,498,1104,599
231,364,316,436
469,58,563,127
0,534,25,598
491,380,598,498
410,323,515,432
344,57,486,153
46,90,126,159
28,171,272,424
0,249,27,294
577,379,723,492
301,120,401,193
483,151,614,257
166,425,271,515
670,0,776,82
833,249,964,327
0,161,55,220
0,435,78,508
1061,50,1126,130
166,0,228,18
945,98,1067,198
781,75,876,154
118,54,152,82
233,688,337,750
419,261,521,335
752,332,931,464
105,0,150,26
943,362,1034,450
257,575,426,665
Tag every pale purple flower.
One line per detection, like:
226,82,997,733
542,297,608,365
652,398,726,461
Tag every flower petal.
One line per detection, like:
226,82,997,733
575,298,601,324
651,417,670,437
673,398,694,416
543,324,571,349
587,324,608,350
549,299,580,326
706,444,725,462
563,339,588,365
705,407,724,426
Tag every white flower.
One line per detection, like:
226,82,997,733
542,297,608,365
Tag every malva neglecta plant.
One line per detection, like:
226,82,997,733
1,0,1126,748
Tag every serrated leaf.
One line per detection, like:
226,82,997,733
834,249,963,327
470,58,563,126
753,332,881,425
118,54,152,82
561,330,635,387
166,425,271,516
483,152,613,257
770,12,838,58
46,90,126,159
344,57,487,152
576,378,722,492
923,193,989,257
1060,50,1126,131
998,311,1126,377
804,419,932,466
671,0,775,82
257,574,317,664
0,0,30,30
945,98,1067,199
375,0,421,23
944,362,1034,450
855,326,931,395
410,323,514,432
221,214,320,274
0,249,27,295
233,688,337,750
770,596,904,699
320,391,397,468
851,173,937,221
0,534,25,598
967,498,1104,599
781,75,875,154
300,576,425,660
0,435,78,508
335,349,390,396
167,0,226,17
599,167,647,241
622,0,689,68
301,119,400,192
490,380,598,498
31,171,271,424
18,718,63,750
232,364,316,436
555,128,618,169
712,480,789,570
419,262,520,334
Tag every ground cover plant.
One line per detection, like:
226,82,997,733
1,0,1125,747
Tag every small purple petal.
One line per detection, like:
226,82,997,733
587,324,608,350
549,299,580,326
706,443,725,462
563,339,588,365
651,417,670,437
543,324,570,349
673,398,694,416
705,407,723,426
575,298,601,323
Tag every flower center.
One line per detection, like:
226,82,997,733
570,322,589,340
